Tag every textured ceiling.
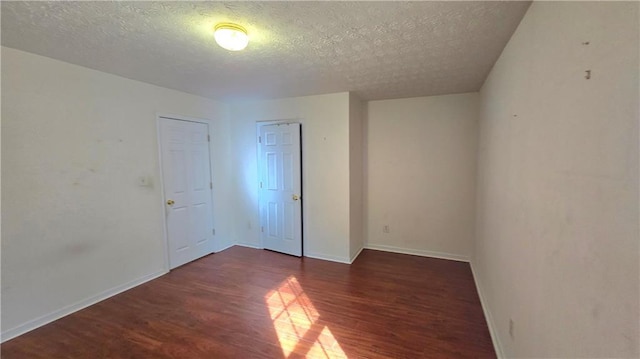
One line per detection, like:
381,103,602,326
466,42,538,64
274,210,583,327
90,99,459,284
1,1,531,101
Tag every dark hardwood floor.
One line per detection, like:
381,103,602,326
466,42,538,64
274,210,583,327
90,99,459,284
1,247,495,358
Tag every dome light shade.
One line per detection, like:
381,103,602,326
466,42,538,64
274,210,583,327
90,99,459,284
214,23,248,51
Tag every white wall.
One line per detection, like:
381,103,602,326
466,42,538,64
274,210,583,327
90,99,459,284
1,47,233,340
473,2,639,357
349,93,365,261
229,93,353,263
365,93,479,260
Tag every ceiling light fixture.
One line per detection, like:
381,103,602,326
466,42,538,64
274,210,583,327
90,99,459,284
214,23,249,51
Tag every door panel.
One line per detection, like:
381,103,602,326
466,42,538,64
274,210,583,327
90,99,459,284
284,203,295,240
160,118,215,269
259,123,302,256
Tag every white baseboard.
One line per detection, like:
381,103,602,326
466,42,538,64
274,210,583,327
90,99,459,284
215,242,235,253
235,242,263,249
304,251,351,264
0,269,167,343
364,243,470,262
235,243,358,265
470,261,504,358
349,246,364,263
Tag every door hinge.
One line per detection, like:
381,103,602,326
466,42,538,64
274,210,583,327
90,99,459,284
207,134,210,142
210,182,213,189
212,228,216,235
261,226,264,233
258,136,262,144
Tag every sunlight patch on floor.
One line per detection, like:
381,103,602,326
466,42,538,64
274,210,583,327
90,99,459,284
265,276,348,358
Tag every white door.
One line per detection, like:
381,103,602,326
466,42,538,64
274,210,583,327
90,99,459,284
159,117,215,269
259,123,302,256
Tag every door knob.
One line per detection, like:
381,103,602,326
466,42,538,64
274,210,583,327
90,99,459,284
166,199,175,206
292,194,299,201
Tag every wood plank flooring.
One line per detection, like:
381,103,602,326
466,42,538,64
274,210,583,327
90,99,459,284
1,247,496,358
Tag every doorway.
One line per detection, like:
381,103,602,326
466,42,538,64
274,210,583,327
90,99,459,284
257,122,303,256
158,116,216,269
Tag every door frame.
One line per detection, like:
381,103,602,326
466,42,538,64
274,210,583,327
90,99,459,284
256,120,304,253
156,113,217,271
